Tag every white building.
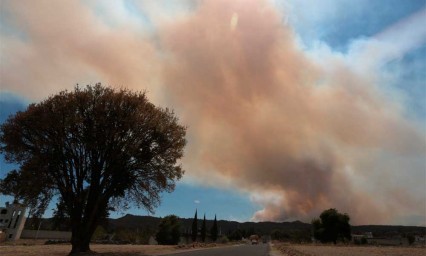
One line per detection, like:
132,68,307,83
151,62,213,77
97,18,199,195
0,202,27,241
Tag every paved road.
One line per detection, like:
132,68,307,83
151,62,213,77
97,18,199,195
161,244,270,256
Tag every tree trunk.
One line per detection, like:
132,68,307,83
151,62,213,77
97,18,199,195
70,226,92,255
69,208,101,254
70,240,90,255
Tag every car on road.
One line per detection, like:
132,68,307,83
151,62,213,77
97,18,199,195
249,234,259,245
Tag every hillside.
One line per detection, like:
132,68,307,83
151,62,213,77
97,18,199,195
26,214,426,238
108,214,310,235
108,214,425,237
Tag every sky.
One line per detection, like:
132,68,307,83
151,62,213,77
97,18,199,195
0,0,425,226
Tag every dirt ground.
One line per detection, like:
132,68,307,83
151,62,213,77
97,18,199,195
0,243,178,256
273,243,426,256
0,240,230,256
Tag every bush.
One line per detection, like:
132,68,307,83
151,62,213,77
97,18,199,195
92,225,108,241
219,236,229,244
354,237,368,245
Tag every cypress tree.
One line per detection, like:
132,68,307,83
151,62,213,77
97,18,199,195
210,214,218,241
191,209,198,242
201,214,207,242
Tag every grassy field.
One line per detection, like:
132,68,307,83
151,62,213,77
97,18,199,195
0,243,178,256
3,242,426,256
273,243,426,256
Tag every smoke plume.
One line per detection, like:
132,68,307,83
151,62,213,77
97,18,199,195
1,0,425,224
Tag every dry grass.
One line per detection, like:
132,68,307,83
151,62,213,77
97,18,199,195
0,243,178,256
0,240,236,256
274,243,426,256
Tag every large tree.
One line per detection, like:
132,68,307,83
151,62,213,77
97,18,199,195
0,84,186,254
312,208,351,244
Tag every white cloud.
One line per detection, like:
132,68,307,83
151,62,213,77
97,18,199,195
347,8,426,74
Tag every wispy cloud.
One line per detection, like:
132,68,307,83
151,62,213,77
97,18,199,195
348,8,426,74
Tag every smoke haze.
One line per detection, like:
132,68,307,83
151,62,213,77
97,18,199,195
1,0,425,224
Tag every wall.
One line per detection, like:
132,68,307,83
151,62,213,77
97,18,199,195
0,203,27,241
367,238,408,246
20,230,72,240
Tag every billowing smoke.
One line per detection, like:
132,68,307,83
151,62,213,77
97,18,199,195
1,0,425,224
158,0,426,224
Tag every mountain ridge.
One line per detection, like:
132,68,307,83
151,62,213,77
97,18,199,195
108,214,426,236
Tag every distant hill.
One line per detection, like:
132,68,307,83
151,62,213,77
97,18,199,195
108,215,161,230
108,214,311,235
107,214,425,237
26,214,426,238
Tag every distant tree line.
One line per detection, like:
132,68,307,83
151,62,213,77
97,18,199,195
25,204,424,247
188,210,219,243
155,210,219,245
270,229,311,243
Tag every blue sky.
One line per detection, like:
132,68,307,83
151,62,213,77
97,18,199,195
0,0,425,225
118,183,260,222
281,0,426,50
0,73,260,222
0,92,260,221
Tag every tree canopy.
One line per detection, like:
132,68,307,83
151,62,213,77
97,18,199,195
312,208,351,244
201,214,206,242
156,215,181,245
210,214,218,241
0,84,186,254
191,209,198,242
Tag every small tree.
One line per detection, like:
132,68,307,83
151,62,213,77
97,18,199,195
312,208,351,244
191,209,198,242
210,214,218,242
0,170,51,224
201,214,206,242
312,218,323,242
156,215,181,245
0,84,186,254
51,197,71,231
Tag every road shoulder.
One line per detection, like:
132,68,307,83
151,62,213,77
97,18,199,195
269,243,282,256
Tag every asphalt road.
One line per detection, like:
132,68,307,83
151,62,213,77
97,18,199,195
162,244,270,256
